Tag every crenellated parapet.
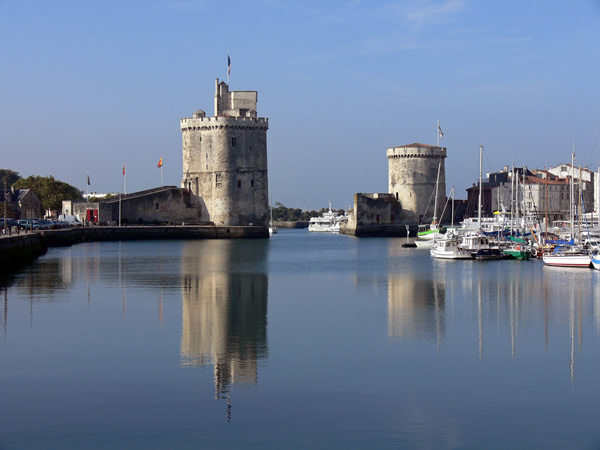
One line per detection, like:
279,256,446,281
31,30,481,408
180,115,268,132
387,143,446,160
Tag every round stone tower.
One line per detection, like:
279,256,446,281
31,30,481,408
181,79,269,227
387,143,447,224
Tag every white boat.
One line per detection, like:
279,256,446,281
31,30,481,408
431,232,473,259
542,245,591,268
542,151,591,268
308,204,347,232
591,250,600,270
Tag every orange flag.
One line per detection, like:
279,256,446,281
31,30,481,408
158,156,163,168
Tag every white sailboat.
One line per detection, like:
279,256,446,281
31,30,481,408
415,162,442,247
269,178,277,235
431,187,473,259
542,150,591,267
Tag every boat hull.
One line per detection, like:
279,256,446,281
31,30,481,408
542,254,591,268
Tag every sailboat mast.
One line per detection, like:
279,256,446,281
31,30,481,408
433,162,441,225
570,150,575,240
478,145,483,229
511,165,515,235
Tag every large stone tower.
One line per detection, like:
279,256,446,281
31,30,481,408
181,79,269,227
387,143,446,224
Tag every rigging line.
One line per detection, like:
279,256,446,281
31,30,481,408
584,123,600,168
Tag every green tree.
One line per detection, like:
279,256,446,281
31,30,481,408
14,175,83,213
0,169,21,185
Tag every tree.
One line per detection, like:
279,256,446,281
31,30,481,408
0,169,21,186
14,175,83,214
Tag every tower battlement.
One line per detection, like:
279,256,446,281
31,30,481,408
387,143,446,160
180,115,268,132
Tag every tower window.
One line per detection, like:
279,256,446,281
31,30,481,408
251,180,254,187
237,180,242,188
155,203,159,210
231,137,237,147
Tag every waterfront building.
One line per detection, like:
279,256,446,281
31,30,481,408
180,79,269,228
0,188,40,219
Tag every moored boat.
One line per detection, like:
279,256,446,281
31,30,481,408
589,250,599,270
430,233,472,259
542,245,592,268
308,203,347,232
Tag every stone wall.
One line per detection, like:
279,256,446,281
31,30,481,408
70,187,207,225
181,80,269,229
341,193,406,237
387,144,446,224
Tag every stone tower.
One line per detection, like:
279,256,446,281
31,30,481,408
181,79,269,227
387,143,446,224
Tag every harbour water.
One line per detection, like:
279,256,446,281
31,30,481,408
1,229,599,449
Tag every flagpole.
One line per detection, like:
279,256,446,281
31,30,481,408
227,50,230,85
437,119,440,146
123,161,127,195
86,168,89,202
160,154,163,187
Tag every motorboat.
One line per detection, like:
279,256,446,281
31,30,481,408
308,204,347,232
430,233,472,259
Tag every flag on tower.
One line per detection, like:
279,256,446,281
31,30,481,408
438,124,444,139
87,174,90,185
123,162,126,176
158,156,163,168
227,54,231,76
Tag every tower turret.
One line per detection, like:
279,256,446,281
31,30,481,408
387,143,446,224
181,79,269,227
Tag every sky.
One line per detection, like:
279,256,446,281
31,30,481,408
2,0,600,211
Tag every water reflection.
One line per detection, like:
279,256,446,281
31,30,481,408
180,240,269,401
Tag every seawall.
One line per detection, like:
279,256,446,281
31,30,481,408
39,225,268,247
273,221,308,229
0,232,48,268
0,225,268,269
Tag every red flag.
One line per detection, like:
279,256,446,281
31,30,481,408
158,156,163,168
123,163,126,175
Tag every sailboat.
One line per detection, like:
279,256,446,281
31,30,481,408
460,144,502,260
415,162,443,248
431,187,473,259
542,151,591,268
269,178,278,235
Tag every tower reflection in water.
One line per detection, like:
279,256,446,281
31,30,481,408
180,240,269,402
386,240,445,343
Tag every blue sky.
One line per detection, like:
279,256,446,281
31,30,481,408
2,0,600,210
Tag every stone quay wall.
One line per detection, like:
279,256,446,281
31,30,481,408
0,233,47,268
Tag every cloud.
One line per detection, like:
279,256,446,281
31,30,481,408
376,0,466,29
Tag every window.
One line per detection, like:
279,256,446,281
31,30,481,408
237,180,241,188
251,180,254,187
216,174,222,188
155,203,159,210
231,137,237,147
391,215,395,222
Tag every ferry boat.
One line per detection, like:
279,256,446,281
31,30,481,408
308,204,347,233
